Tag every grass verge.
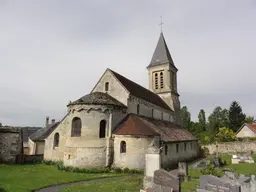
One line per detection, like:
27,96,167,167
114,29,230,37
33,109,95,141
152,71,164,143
60,176,143,192
0,164,127,192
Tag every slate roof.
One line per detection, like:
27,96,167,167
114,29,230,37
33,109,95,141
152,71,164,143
29,122,60,142
113,114,197,142
21,127,42,143
109,69,171,111
68,92,126,108
147,32,176,69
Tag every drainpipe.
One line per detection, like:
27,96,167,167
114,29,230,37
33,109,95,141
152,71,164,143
106,111,113,167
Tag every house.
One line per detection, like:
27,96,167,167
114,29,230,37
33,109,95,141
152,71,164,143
28,117,59,155
21,127,42,154
236,123,256,138
42,32,199,169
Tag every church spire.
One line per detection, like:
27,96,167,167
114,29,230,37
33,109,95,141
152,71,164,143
147,32,175,68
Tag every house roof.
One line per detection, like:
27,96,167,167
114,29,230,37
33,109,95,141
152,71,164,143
147,32,176,69
247,123,256,133
109,69,171,111
237,123,256,134
21,127,42,142
68,92,126,108
29,122,60,142
113,114,197,142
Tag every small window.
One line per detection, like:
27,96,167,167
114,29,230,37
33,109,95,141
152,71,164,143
176,144,179,153
165,145,168,155
99,120,106,138
184,143,187,151
120,141,126,153
136,104,140,115
154,73,158,89
71,117,82,137
54,133,59,148
105,82,109,91
151,109,154,117
160,72,164,88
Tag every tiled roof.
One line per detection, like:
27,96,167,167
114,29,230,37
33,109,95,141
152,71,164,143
29,122,59,142
246,123,256,134
68,92,126,108
147,32,176,69
109,69,171,111
113,114,197,142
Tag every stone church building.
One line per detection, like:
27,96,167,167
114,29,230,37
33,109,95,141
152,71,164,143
43,32,199,170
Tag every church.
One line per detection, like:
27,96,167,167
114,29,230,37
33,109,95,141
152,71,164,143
42,32,199,170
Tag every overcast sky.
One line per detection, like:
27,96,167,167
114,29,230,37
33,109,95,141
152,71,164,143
0,0,255,127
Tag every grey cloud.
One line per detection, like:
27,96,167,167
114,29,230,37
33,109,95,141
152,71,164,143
0,0,255,126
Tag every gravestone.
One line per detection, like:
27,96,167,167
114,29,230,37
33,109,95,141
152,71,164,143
197,175,241,192
153,169,180,192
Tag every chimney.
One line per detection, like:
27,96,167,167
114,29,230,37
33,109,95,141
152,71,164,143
51,119,55,124
45,116,49,129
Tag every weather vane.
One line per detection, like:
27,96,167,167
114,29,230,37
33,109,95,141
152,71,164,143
159,15,164,32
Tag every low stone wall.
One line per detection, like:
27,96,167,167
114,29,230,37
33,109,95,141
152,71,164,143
0,127,23,163
203,141,256,154
16,154,44,164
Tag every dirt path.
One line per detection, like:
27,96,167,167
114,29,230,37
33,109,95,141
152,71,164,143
34,176,131,192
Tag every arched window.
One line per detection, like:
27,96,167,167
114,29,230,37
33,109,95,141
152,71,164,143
71,117,82,137
105,82,109,91
99,120,106,138
160,72,164,88
120,141,126,153
136,104,140,115
154,73,158,89
54,133,59,148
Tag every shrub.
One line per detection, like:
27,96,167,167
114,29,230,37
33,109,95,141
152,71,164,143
200,162,223,177
215,127,237,142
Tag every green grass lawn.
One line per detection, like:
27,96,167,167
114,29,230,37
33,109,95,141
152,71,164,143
60,176,143,192
0,164,126,192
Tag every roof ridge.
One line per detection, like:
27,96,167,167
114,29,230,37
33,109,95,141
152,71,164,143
108,69,171,110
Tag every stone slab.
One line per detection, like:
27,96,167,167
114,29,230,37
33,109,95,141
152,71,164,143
199,175,241,192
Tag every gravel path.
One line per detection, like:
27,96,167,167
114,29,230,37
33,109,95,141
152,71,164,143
34,176,131,192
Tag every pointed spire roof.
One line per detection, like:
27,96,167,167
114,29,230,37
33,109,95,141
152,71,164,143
147,32,176,68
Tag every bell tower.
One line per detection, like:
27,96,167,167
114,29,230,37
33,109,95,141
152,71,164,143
147,32,181,124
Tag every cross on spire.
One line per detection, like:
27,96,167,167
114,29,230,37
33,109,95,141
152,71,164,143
159,16,164,32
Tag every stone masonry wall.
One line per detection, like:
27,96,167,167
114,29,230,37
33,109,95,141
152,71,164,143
161,141,199,169
44,104,125,168
113,135,154,170
0,127,23,163
204,141,256,154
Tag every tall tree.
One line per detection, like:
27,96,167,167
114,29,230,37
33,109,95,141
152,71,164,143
198,109,206,131
229,101,246,132
208,106,229,133
180,106,191,130
245,116,255,123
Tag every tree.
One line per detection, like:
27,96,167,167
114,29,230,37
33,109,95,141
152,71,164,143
215,127,237,142
228,101,246,132
180,106,191,130
0,122,2,127
198,109,206,131
245,116,255,123
208,106,228,133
